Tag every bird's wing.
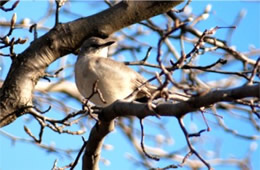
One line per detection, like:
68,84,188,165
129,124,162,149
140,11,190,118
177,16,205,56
97,57,156,98
133,76,157,99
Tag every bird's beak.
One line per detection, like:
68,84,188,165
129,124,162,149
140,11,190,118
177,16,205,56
102,40,115,47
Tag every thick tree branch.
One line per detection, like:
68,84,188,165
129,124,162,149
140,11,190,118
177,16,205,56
0,1,184,127
100,84,259,120
82,120,114,170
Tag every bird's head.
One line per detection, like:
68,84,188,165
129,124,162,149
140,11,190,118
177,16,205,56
79,37,115,58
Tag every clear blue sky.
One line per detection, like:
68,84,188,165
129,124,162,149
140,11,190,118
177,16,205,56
0,1,259,170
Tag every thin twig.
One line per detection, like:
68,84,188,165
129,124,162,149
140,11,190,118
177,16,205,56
139,118,160,161
70,137,88,170
0,0,19,12
177,118,212,169
29,23,38,40
248,57,260,85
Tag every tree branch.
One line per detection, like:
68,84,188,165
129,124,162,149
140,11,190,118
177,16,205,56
100,84,259,120
82,120,114,170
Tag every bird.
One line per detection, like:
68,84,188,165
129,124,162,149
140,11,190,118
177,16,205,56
74,37,156,107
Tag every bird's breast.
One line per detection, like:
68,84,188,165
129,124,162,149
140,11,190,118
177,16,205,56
75,57,139,106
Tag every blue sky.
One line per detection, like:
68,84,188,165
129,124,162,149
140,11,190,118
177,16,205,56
0,1,259,170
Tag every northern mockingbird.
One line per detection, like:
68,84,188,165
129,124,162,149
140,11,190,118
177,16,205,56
75,37,156,106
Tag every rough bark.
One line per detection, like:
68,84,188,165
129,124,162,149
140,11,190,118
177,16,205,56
0,1,184,127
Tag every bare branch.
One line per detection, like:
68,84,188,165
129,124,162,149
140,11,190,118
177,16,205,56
0,0,19,12
178,118,212,169
70,137,87,170
82,120,115,170
101,84,259,120
139,118,160,161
